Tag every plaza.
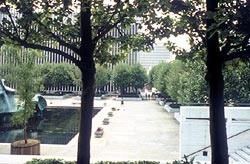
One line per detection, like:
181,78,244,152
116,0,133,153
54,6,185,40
0,97,179,164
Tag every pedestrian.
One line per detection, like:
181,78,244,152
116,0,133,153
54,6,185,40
121,97,124,105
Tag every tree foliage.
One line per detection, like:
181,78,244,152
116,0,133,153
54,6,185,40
223,60,250,104
177,59,207,104
37,63,80,87
151,62,171,94
0,1,164,162
0,0,159,65
95,64,111,91
150,57,249,105
112,63,147,94
154,0,250,61
152,1,249,162
1,45,41,143
129,63,147,92
149,60,205,104
112,63,131,94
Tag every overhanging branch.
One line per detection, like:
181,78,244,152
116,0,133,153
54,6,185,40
0,30,81,67
32,16,80,55
3,2,19,36
93,15,125,44
224,49,250,62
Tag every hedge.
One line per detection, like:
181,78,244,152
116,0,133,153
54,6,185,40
26,159,198,164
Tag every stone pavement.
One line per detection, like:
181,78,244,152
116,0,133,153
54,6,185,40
0,97,179,163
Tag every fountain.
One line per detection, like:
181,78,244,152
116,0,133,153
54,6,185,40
0,79,47,126
0,79,102,145
0,79,16,114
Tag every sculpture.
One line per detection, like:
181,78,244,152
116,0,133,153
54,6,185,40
0,79,16,113
0,79,47,122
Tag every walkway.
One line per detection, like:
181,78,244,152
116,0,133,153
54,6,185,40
0,98,179,163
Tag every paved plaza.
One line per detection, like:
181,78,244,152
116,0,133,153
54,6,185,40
0,97,179,163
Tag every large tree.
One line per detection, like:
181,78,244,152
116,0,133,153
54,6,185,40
206,1,250,163
129,63,147,92
38,63,78,88
0,1,160,163
111,63,131,94
112,63,147,94
95,64,110,92
155,0,250,163
149,62,171,94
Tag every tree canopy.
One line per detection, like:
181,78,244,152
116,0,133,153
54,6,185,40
95,64,111,91
112,63,147,94
148,1,249,162
0,1,163,163
0,0,159,66
38,63,79,87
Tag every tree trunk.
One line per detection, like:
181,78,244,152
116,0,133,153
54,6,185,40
77,76,95,164
206,1,229,163
23,122,28,144
77,1,95,164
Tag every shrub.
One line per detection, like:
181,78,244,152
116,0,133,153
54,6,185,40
94,161,160,164
118,93,140,98
26,159,199,164
26,159,76,164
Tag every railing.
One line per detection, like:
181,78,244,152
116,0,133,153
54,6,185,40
185,128,250,158
43,85,81,94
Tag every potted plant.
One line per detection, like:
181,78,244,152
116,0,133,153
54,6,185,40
5,47,42,155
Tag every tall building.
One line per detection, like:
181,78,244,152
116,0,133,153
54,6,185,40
138,42,175,73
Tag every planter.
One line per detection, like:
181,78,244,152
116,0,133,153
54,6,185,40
108,112,113,117
95,127,104,138
103,118,110,125
11,139,40,155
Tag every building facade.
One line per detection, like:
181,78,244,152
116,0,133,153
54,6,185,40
138,42,175,73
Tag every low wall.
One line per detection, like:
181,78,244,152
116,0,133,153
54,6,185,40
115,97,142,101
164,104,180,113
180,106,250,161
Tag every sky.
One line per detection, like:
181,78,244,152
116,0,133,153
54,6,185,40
169,35,190,51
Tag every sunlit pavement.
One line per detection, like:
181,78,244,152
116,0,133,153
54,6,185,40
0,97,179,163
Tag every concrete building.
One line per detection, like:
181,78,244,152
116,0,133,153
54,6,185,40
138,42,175,73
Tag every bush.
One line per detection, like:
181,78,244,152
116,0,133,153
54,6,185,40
26,160,161,164
26,159,76,164
169,103,181,109
26,159,199,164
95,161,160,164
118,93,140,98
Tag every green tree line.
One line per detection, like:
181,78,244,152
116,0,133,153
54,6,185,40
150,59,249,105
0,47,148,95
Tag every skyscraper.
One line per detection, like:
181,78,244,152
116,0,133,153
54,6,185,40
138,42,175,73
